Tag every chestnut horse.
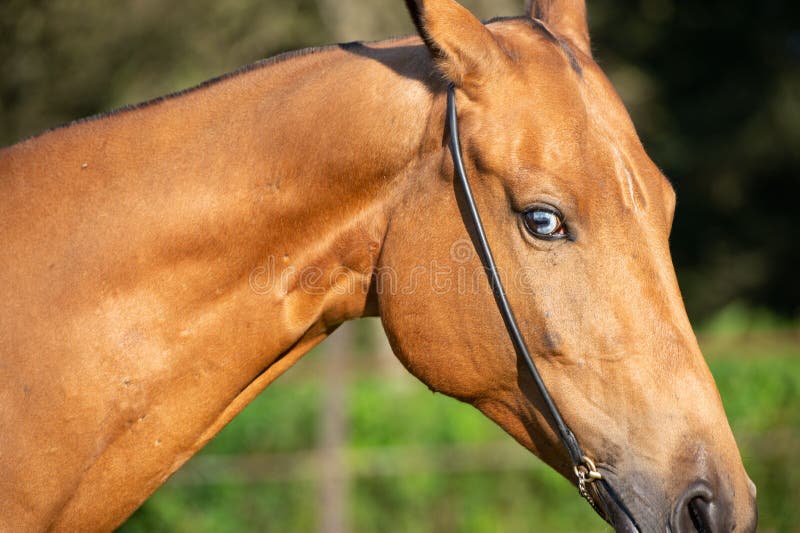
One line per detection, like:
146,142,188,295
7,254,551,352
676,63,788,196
0,0,757,531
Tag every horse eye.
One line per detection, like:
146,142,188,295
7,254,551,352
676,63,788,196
522,208,567,239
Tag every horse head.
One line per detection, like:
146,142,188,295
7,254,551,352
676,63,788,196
376,1,757,530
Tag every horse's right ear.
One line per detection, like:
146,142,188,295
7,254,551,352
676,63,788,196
404,0,506,86
526,0,591,56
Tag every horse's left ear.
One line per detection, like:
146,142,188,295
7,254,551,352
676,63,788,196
526,0,592,57
405,0,508,86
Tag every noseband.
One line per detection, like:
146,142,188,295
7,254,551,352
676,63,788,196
446,84,637,529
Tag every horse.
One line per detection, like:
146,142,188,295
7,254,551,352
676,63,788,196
0,0,757,531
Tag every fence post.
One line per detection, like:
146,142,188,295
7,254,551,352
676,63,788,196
318,322,353,533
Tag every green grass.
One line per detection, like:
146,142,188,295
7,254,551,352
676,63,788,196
121,317,800,533
701,331,800,533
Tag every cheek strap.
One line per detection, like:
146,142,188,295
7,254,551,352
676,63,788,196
446,83,636,530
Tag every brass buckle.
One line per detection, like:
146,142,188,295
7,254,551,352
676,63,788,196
574,455,603,483
574,456,603,512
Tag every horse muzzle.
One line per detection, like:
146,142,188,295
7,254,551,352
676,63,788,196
590,467,757,533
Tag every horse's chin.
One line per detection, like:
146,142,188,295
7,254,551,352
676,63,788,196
589,479,640,533
610,510,640,533
587,467,652,533
602,488,640,533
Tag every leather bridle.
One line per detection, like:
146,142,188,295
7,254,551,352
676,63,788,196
445,83,638,529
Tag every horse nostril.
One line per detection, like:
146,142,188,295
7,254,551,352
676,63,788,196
688,497,713,533
672,482,721,533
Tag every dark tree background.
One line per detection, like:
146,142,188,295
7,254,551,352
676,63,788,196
588,0,800,321
2,0,798,322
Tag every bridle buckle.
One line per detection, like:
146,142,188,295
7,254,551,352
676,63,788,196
574,455,603,483
574,456,604,512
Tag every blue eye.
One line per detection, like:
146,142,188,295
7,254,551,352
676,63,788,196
522,208,567,239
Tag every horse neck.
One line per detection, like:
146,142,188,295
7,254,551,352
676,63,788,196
11,43,438,371
71,45,439,416
1,41,441,529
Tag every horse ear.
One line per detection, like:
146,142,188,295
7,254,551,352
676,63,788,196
404,0,507,86
526,0,591,57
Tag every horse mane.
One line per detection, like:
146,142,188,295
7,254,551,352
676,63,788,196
21,16,580,144
22,44,343,143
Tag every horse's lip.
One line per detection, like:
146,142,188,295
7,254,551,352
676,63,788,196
593,471,641,533
603,491,639,533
